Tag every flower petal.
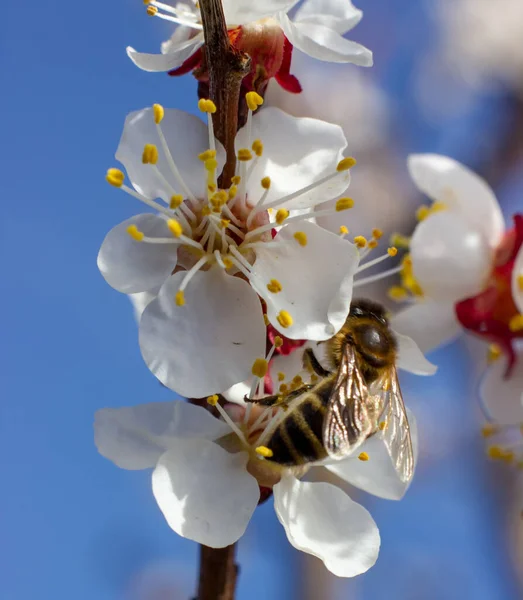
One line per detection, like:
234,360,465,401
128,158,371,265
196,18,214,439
153,440,259,547
97,214,178,294
480,354,523,425
139,268,266,397
394,331,437,375
222,0,298,23
116,107,225,203
129,288,160,321
273,475,380,577
325,408,419,500
407,154,504,247
126,36,204,72
293,0,363,34
251,222,360,340
410,212,493,303
512,244,523,314
237,107,349,210
94,401,230,470
390,300,462,354
279,13,373,66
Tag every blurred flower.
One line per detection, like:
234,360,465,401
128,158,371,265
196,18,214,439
129,0,372,93
98,98,369,397
389,154,521,355
95,397,422,577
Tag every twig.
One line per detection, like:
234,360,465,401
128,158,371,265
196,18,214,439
195,544,239,600
199,0,251,188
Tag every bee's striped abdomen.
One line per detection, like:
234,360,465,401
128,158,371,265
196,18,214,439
266,379,334,466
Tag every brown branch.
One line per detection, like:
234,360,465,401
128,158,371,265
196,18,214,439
195,544,239,600
199,0,251,188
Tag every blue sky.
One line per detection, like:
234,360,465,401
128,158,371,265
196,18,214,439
2,1,522,599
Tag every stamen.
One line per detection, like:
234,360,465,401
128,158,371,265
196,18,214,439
487,344,502,363
238,148,253,162
339,225,349,237
276,310,293,328
517,275,523,291
153,103,165,124
267,279,283,293
106,168,125,187
245,92,264,112
115,182,175,219
388,286,408,301
198,99,217,152
353,266,402,288
212,401,249,446
357,250,397,274
358,452,369,461
142,143,159,164
337,157,357,171
127,225,144,241
146,3,204,28
293,231,307,246
245,179,271,227
353,236,367,248
509,314,523,332
175,290,185,306
255,446,274,459
390,233,411,249
177,255,210,296
252,358,269,379
228,246,252,272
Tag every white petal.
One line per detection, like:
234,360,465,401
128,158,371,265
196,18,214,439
129,288,160,322
410,212,493,303
394,331,437,375
512,244,523,313
161,24,198,55
407,154,504,247
94,401,229,470
222,0,298,24
273,475,380,577
480,355,523,425
238,107,349,210
251,222,360,340
116,107,225,203
97,214,178,294
222,381,251,405
153,440,259,547
139,268,266,397
126,37,204,72
390,300,462,354
294,0,363,34
325,408,419,500
279,13,373,66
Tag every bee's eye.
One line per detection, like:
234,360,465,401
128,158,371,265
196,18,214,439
360,326,388,354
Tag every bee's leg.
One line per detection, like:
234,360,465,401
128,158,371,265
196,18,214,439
244,393,281,407
303,348,331,378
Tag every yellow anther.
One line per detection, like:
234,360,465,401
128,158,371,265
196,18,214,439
277,371,285,382
388,286,408,301
481,424,499,438
275,209,289,225
201,205,211,216
207,394,219,406
106,168,125,187
310,374,319,383
228,185,237,199
126,224,144,242
261,176,271,189
268,208,273,214
379,421,388,431
277,310,293,329
517,275,523,291
207,184,216,193
146,5,158,16
204,158,218,172
267,279,283,294
252,139,263,157
335,197,354,211
238,148,253,161
143,0,150,4
293,231,308,246
431,201,447,213
279,383,288,393
501,450,515,464
255,445,273,458
390,233,411,249
358,452,369,461
416,205,431,221
337,157,357,171
167,219,183,238
231,175,241,185
198,98,217,114
487,344,502,363
354,236,367,248
142,143,159,165
372,228,383,240
175,290,185,306
152,103,164,124
198,149,217,161
368,240,378,249
170,194,183,209
246,91,264,111
487,445,504,460
274,336,283,349
211,190,228,206
509,314,523,332
387,247,398,257
220,219,230,229
252,358,269,378
339,225,349,235
263,313,270,326
292,375,303,386
222,257,233,269
400,253,424,297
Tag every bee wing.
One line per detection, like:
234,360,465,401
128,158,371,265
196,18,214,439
323,343,373,459
378,367,414,483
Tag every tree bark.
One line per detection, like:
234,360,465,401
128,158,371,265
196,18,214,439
195,544,239,600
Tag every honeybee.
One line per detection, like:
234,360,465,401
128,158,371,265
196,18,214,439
247,299,414,483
